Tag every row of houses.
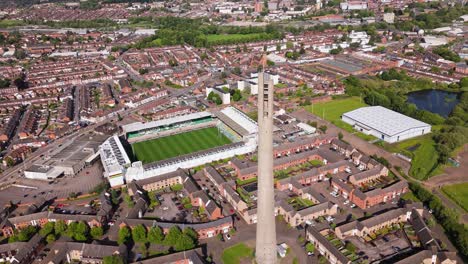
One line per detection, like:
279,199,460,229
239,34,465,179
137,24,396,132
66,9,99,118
0,194,113,237
230,144,338,181
306,202,457,264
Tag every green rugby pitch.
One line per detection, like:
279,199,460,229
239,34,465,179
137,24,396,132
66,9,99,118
132,127,232,164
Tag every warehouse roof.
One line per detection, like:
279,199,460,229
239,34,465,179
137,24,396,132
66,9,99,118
342,106,431,136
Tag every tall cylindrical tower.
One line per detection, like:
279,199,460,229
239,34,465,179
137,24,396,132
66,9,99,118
255,71,277,264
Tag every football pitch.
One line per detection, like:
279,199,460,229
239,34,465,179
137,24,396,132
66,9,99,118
132,127,232,164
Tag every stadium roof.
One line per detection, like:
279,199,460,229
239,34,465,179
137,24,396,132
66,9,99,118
220,107,257,135
342,106,430,136
122,112,212,134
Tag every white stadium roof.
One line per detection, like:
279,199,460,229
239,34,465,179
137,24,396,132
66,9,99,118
220,106,258,135
122,112,212,134
342,106,430,136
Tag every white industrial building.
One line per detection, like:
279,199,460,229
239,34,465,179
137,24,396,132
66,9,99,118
23,164,63,180
342,106,431,143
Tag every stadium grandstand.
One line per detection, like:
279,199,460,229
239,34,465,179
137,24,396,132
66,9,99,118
214,106,258,141
122,112,215,142
125,142,256,181
99,135,131,187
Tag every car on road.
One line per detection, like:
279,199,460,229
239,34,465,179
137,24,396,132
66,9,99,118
225,234,231,240
307,251,314,256
350,204,356,208
344,200,350,205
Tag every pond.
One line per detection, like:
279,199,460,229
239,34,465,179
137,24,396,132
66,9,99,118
407,90,460,118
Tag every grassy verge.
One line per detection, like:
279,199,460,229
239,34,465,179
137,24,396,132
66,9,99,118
441,183,468,212
221,243,254,264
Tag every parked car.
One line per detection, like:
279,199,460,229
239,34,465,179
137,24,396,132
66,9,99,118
225,234,231,240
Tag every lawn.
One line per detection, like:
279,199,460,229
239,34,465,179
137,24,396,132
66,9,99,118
304,97,368,133
132,127,231,163
442,183,468,212
221,243,254,264
378,135,439,180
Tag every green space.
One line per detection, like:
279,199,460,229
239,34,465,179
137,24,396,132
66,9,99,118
0,20,27,28
304,97,367,124
378,135,439,180
221,243,254,264
288,197,315,210
132,127,231,164
442,183,468,212
304,96,368,133
206,33,276,46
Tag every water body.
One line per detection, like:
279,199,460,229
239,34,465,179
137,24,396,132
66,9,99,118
407,90,460,118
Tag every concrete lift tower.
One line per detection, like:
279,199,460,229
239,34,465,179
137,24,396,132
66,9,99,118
255,58,277,264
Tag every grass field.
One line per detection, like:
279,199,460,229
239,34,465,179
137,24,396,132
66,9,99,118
304,97,367,132
304,96,371,139
132,127,231,164
378,134,439,180
221,243,254,264
442,183,468,212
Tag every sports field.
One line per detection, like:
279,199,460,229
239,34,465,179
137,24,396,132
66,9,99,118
304,96,368,133
132,127,232,164
442,183,468,212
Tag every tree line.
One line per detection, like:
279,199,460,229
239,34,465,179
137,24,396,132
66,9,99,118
118,225,198,257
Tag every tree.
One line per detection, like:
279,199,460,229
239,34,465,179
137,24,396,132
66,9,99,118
148,226,165,244
164,226,182,246
103,255,125,264
319,125,328,133
40,222,55,237
232,89,242,101
208,91,222,105
183,227,198,243
132,224,147,244
74,222,89,241
118,226,131,245
46,234,56,244
138,68,148,75
0,78,11,88
18,226,37,241
329,46,343,54
338,132,343,140
90,226,104,240
13,49,26,60
174,234,195,251
55,220,67,235
305,242,315,253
